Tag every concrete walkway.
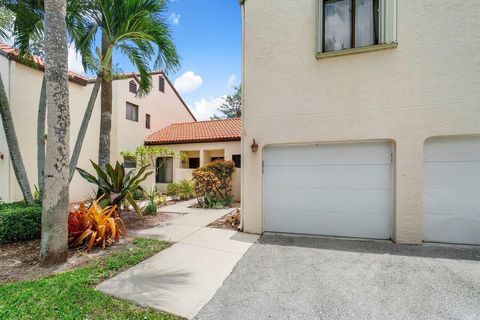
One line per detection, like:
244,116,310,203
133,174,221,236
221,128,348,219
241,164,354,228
97,200,259,319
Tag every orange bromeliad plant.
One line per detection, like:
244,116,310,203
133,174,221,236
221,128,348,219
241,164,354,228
68,201,126,251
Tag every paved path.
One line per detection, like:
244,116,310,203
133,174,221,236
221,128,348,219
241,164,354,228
196,234,480,320
97,200,259,319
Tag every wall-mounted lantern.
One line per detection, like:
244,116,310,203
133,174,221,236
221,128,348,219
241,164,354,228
250,139,258,153
0,152,4,160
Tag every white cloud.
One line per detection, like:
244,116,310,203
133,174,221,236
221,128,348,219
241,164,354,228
226,74,237,87
174,71,203,93
169,13,181,26
68,44,85,75
190,96,226,120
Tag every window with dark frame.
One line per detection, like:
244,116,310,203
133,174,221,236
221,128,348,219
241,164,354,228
126,102,139,122
145,114,151,129
188,157,200,169
159,76,165,93
156,157,173,183
129,80,138,93
123,157,136,169
323,0,379,53
232,154,241,168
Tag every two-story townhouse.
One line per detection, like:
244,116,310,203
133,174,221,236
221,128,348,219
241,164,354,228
240,0,480,245
0,44,195,202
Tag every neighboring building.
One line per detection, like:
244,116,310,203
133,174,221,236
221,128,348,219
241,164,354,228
145,118,241,200
0,44,195,202
241,0,480,245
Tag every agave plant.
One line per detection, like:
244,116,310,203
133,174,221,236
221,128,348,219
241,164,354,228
68,201,126,251
77,161,152,215
143,186,165,215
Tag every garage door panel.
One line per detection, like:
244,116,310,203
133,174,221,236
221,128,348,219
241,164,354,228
424,215,480,245
425,162,480,189
263,142,392,239
264,142,391,166
264,164,392,190
264,209,391,239
263,187,392,216
425,189,480,216
424,136,480,245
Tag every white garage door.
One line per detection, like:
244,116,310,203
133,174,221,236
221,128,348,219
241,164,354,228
263,142,393,239
424,136,480,245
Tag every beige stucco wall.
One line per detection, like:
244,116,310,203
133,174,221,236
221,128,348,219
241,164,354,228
0,55,11,202
146,141,241,201
0,57,195,203
241,0,480,243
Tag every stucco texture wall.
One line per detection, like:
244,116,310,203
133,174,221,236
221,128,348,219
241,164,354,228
241,0,480,243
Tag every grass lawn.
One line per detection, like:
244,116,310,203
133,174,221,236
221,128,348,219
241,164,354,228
0,238,182,320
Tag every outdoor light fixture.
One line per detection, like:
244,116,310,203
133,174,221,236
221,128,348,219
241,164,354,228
250,139,258,152
0,152,3,160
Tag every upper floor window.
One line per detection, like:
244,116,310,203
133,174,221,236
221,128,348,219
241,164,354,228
129,80,137,93
145,114,151,129
159,76,165,93
126,102,139,122
317,0,397,56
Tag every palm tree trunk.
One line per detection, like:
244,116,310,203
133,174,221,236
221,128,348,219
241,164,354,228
40,0,70,266
37,76,47,198
98,32,112,169
0,73,34,205
69,76,102,181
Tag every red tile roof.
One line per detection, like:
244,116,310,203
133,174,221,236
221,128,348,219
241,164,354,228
0,43,90,86
145,118,241,145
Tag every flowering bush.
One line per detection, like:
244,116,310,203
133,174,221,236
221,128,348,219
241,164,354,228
192,160,235,208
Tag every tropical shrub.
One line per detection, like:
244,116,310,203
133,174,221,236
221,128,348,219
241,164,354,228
143,186,165,215
166,182,180,198
132,187,145,201
192,160,236,208
68,201,126,251
0,202,42,244
178,179,195,200
77,161,152,215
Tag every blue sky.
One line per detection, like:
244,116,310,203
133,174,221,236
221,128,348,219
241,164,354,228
73,0,242,120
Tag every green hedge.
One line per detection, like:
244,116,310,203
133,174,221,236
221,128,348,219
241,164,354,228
0,201,42,244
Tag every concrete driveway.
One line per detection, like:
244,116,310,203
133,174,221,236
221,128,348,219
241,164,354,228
196,234,480,320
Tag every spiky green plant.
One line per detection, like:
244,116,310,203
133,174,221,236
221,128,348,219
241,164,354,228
77,161,152,216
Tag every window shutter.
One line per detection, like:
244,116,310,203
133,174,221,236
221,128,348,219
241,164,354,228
379,0,397,44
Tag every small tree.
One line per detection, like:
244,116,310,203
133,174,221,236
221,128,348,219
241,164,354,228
211,86,242,119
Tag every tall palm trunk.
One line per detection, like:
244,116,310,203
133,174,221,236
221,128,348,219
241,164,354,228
37,76,47,198
98,32,112,169
41,0,70,266
69,76,102,181
0,73,34,205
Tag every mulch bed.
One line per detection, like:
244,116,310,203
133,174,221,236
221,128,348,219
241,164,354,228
208,208,241,231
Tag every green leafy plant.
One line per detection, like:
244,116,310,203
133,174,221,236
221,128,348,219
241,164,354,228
166,182,180,199
143,186,165,215
178,179,195,200
77,161,152,216
192,160,236,208
0,201,42,244
132,187,145,201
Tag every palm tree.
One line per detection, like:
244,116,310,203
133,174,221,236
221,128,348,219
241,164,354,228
0,4,34,204
77,0,180,168
41,0,70,265
4,0,101,193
